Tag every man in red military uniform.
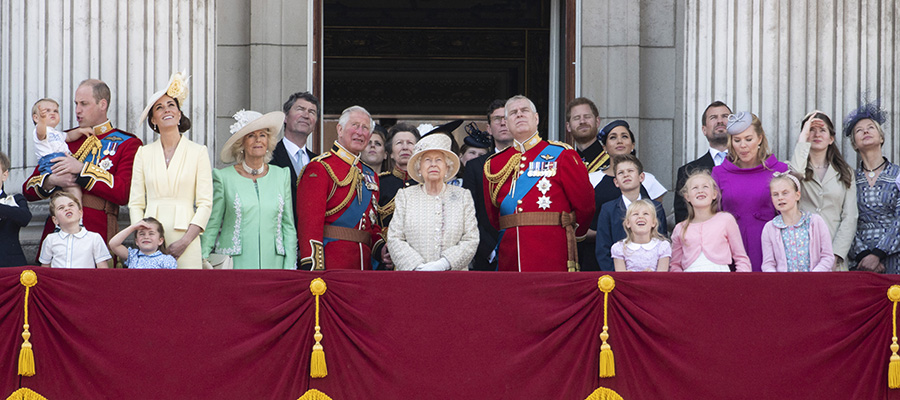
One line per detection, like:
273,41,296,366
23,79,142,257
483,95,594,272
297,105,384,270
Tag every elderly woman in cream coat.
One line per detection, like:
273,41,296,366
129,72,213,269
200,110,297,269
387,133,478,271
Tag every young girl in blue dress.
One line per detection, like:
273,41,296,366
109,217,177,269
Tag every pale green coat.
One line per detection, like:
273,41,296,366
201,165,297,269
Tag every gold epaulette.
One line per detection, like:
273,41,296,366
548,140,574,150
378,171,391,178
310,152,332,163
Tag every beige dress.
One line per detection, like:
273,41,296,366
128,135,213,269
789,142,858,269
387,184,478,271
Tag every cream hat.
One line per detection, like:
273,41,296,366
139,71,190,124
220,110,285,163
407,133,460,183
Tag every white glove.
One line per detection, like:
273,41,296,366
415,258,451,271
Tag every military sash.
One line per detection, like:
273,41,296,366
323,165,375,246
498,145,563,216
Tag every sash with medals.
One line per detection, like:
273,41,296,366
499,145,563,216
323,164,376,246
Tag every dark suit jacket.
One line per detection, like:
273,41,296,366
462,152,499,271
674,152,715,224
0,192,32,267
595,197,667,271
270,139,317,230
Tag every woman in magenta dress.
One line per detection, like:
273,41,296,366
711,112,789,271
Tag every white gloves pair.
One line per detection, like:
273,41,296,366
415,257,450,271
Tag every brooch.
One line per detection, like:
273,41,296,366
99,158,113,171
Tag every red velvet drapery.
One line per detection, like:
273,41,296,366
2,267,900,399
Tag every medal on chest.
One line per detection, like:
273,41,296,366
526,161,557,178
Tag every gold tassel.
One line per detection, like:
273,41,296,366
309,278,328,378
598,275,616,378
18,270,38,377
584,387,624,400
5,387,49,400
888,285,900,389
297,389,333,400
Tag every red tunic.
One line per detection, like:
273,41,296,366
482,135,594,272
23,122,142,257
297,143,384,270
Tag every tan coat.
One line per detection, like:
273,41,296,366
387,184,478,271
789,142,857,266
128,135,213,269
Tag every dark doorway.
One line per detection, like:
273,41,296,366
323,0,551,133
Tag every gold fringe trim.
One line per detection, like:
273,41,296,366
888,285,900,389
18,271,38,377
584,387,623,400
297,389,333,400
310,278,328,378
598,275,616,378
6,388,48,400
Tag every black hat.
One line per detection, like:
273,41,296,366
463,122,493,149
424,119,464,136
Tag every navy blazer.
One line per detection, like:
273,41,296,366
462,152,499,271
0,192,32,267
595,197,668,271
270,139,317,230
673,152,715,224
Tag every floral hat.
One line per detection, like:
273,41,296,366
139,71,190,124
220,110,285,163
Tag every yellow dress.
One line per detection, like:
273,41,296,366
128,135,213,269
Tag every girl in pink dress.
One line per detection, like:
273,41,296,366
671,171,751,272
611,200,671,272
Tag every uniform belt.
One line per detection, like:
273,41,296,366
499,211,579,271
81,193,119,239
324,225,372,247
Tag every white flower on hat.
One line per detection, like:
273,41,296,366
230,109,264,134
416,123,435,136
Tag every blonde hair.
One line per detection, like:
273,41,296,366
679,170,721,245
621,199,667,247
726,113,771,168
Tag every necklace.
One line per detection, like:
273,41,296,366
242,161,265,176
862,158,887,178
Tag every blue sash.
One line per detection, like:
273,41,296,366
498,145,563,216
493,144,563,270
324,164,375,246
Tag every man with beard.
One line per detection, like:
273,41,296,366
566,97,607,173
565,97,607,271
673,100,732,223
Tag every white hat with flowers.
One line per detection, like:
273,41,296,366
139,71,190,124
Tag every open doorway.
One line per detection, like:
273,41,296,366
321,0,553,144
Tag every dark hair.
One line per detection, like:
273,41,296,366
486,99,506,120
282,91,320,116
385,122,421,159
611,154,644,175
565,97,599,122
799,112,853,188
701,101,731,126
78,79,111,105
0,151,10,173
140,217,169,254
147,98,191,133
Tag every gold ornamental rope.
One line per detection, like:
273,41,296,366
484,153,522,207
